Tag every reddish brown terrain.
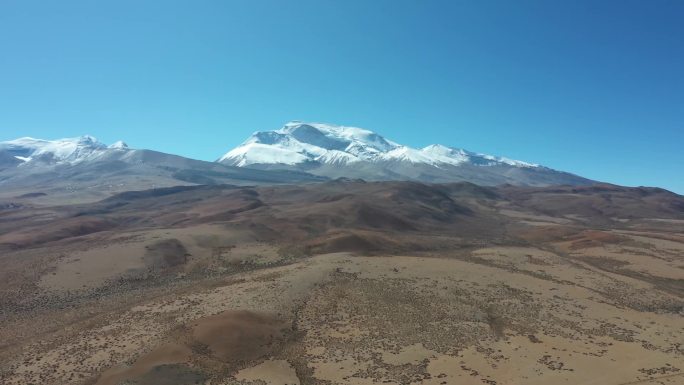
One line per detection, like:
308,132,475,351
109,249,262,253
0,180,682,384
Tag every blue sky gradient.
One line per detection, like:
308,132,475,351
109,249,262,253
0,1,682,192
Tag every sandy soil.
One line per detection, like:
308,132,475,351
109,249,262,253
3,247,682,385
0,181,682,385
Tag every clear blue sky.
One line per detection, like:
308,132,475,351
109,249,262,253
1,0,682,192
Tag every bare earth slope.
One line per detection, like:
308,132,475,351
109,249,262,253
0,181,682,385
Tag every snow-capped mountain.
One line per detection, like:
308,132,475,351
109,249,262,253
218,121,397,166
218,121,590,186
0,135,129,165
0,134,323,203
219,121,537,168
0,123,593,204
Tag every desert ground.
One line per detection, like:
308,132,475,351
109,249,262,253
0,181,682,384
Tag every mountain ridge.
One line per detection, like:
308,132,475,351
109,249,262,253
0,134,325,204
218,121,591,186
0,122,611,197
218,121,540,168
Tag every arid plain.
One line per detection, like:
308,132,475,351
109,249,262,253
1,181,682,385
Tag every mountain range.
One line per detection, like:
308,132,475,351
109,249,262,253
218,121,592,186
1,121,595,203
0,132,323,204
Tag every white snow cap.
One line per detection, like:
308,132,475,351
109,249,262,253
219,121,540,168
109,140,129,149
0,135,130,164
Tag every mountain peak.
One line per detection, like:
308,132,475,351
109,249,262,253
0,125,592,188
278,121,397,150
0,135,125,165
75,135,100,145
215,121,592,186
109,140,129,149
422,144,451,152
220,121,399,166
220,121,538,169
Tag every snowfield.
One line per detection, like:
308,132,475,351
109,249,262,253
0,135,128,165
218,121,540,169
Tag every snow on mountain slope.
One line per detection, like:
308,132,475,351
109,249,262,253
225,142,311,166
219,121,539,169
0,135,129,165
315,150,361,165
419,144,471,165
0,122,591,192
420,144,538,168
380,146,444,165
108,140,129,149
217,121,596,186
219,121,400,166
0,134,327,204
